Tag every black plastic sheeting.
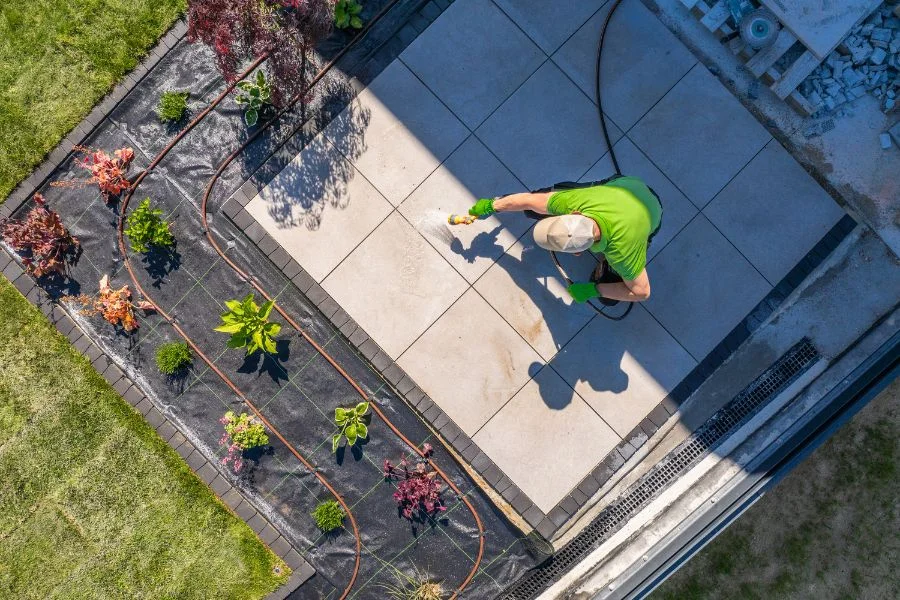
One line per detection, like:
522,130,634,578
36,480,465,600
9,5,543,598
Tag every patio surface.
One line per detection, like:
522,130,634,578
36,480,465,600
244,0,845,518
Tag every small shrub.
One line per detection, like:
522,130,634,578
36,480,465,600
155,341,193,375
214,293,281,355
311,500,345,532
124,198,175,253
70,274,154,332
235,71,271,126
220,411,269,471
157,90,190,122
332,401,369,453
334,0,363,29
1,193,80,277
383,444,445,521
51,146,134,202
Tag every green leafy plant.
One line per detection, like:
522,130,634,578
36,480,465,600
332,401,369,452
235,71,271,126
334,0,363,29
157,90,190,122
214,293,281,355
220,411,269,471
155,341,193,375
124,198,175,253
311,500,345,532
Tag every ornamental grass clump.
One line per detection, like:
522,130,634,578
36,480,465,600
220,411,269,471
332,401,369,452
124,198,175,253
1,193,80,277
155,341,193,375
383,443,445,522
51,146,134,202
157,90,190,122
379,565,444,600
214,293,281,355
311,500,345,532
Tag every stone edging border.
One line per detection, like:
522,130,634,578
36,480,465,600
0,245,315,598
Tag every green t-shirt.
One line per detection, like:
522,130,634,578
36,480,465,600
546,177,662,280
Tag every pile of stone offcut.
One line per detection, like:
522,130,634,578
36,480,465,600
800,3,900,115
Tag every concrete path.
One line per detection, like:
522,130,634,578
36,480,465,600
244,0,845,519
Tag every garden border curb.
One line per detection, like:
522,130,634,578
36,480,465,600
0,18,190,220
0,244,316,598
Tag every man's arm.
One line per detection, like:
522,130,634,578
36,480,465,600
569,268,651,303
469,192,553,217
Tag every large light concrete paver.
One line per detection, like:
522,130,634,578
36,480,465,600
399,135,533,283
474,367,620,512
476,60,623,190
492,0,608,55
552,0,696,131
704,140,845,285
550,306,695,437
399,289,542,435
400,0,544,129
246,136,393,282
580,136,697,260
474,237,598,361
643,215,770,360
323,61,469,205
322,213,468,359
629,65,771,208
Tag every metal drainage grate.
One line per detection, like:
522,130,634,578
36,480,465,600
499,339,820,600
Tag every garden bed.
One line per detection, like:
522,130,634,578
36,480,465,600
2,1,541,598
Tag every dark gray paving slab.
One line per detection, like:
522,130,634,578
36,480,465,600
703,140,846,285
400,0,544,129
475,60,623,190
643,215,771,360
552,0,697,131
629,64,771,208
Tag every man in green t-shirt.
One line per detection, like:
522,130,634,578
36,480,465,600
468,176,662,304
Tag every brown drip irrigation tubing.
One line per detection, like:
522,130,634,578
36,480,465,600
118,4,486,597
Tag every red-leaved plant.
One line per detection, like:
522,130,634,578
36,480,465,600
1,193,80,277
52,146,135,202
187,0,333,106
70,275,154,332
383,443,447,521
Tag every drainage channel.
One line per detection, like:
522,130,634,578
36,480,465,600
499,339,820,600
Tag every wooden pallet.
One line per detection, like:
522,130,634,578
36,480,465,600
680,0,817,116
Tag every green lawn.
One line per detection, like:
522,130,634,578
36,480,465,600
653,378,899,600
0,0,186,202
0,275,289,599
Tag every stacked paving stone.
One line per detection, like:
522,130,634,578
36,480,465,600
801,4,900,115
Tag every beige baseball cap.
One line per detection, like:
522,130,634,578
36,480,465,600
532,214,596,253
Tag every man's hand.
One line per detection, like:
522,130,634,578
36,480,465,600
567,282,600,303
468,198,495,218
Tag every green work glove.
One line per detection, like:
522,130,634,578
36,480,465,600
468,198,495,218
567,282,600,304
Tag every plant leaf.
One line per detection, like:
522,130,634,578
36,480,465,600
335,407,348,424
350,16,363,28
332,433,342,453
227,334,246,349
214,322,243,333
225,299,242,312
259,300,274,319
345,423,358,445
357,422,368,439
263,336,277,354
355,401,369,416
245,109,258,126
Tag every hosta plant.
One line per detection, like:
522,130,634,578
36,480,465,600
235,70,271,126
71,275,154,332
334,0,363,29
383,443,445,521
155,341,193,375
312,499,345,532
332,401,369,452
220,410,269,471
214,293,281,355
124,198,175,253
1,193,80,277
52,146,135,202
157,90,190,122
